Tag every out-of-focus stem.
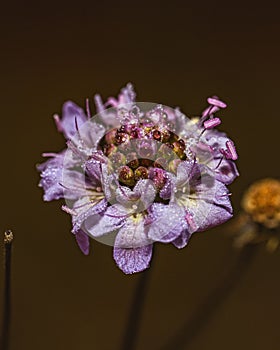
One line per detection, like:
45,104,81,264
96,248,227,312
1,230,13,350
120,266,152,350
160,245,257,350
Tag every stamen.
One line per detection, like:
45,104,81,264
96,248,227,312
207,97,227,109
220,140,238,160
226,140,238,160
85,98,91,119
203,117,221,130
62,205,77,215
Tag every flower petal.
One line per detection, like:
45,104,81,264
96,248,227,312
84,204,127,237
72,198,107,233
172,229,191,249
113,244,153,274
54,101,87,140
148,203,185,243
75,229,90,255
191,180,233,231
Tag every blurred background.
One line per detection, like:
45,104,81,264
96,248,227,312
1,1,280,349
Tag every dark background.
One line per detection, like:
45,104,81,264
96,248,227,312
1,1,280,349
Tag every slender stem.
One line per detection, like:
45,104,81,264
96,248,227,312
120,265,152,350
1,230,13,350
160,245,257,350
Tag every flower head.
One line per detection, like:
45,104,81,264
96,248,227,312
38,84,238,273
231,178,280,252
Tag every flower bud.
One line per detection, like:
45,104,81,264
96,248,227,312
118,166,135,186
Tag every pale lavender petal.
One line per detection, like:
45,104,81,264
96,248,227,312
75,229,90,255
176,160,201,188
54,101,87,140
114,215,152,248
148,203,185,243
72,198,107,233
208,158,239,185
172,230,191,249
37,153,64,201
191,180,233,231
85,158,102,185
85,204,127,237
113,244,153,274
159,173,175,200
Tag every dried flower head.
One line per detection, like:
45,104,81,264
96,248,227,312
232,178,280,252
242,178,280,229
37,84,238,273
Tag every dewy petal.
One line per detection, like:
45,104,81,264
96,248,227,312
176,160,201,188
190,180,233,231
114,215,152,249
84,158,102,185
172,229,191,249
113,244,153,274
72,198,107,233
159,173,175,200
54,101,88,140
148,203,185,243
37,152,65,201
113,215,153,274
75,229,90,255
84,204,128,237
208,158,239,185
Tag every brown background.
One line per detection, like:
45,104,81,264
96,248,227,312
1,1,280,349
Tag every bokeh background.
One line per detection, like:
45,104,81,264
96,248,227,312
1,1,280,349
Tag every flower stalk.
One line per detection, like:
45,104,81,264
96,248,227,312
1,230,13,350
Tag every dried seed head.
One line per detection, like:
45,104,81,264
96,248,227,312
242,178,280,229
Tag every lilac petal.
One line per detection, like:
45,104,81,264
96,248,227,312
110,83,136,107
176,160,201,188
148,203,185,243
114,215,152,249
160,173,175,200
37,153,64,201
192,181,233,231
131,179,156,209
85,158,102,185
85,204,127,237
101,164,118,202
75,229,90,255
113,244,153,274
72,198,107,233
172,229,191,249
54,101,87,140
209,158,239,185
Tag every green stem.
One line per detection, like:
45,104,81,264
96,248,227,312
160,245,257,350
1,230,13,350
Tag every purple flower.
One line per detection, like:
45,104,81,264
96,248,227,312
38,84,239,274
